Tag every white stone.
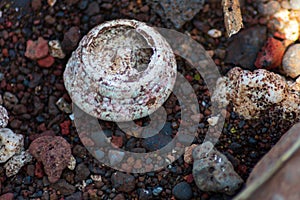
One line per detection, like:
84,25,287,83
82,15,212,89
207,115,220,126
0,105,9,128
67,155,76,170
4,150,32,177
0,128,24,163
207,29,222,38
49,40,65,59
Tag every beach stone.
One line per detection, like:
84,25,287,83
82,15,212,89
0,105,9,128
282,44,300,78
4,150,32,177
172,182,193,200
192,141,243,195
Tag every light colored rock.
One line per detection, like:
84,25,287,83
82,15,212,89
192,141,243,195
49,40,66,59
4,150,32,177
0,128,23,163
183,144,198,164
63,19,177,122
290,0,300,10
282,44,300,78
56,97,72,114
207,29,222,38
67,155,76,170
0,105,9,128
212,67,287,119
47,0,56,7
207,115,219,126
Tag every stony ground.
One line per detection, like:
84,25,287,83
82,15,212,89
0,0,299,199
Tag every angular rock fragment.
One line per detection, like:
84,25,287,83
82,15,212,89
192,141,243,195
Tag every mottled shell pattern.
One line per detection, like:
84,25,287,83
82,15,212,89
64,19,177,122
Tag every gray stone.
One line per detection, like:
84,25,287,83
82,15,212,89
111,172,135,193
192,141,243,195
258,1,281,16
75,163,90,182
147,0,204,29
172,182,193,200
225,26,267,70
282,44,300,78
51,179,76,196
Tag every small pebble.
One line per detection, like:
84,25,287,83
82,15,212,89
282,44,300,78
172,182,193,200
207,29,222,38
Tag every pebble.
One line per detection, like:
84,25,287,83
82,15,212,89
75,163,90,182
67,155,76,170
147,0,204,29
225,26,267,70
138,188,152,199
29,136,72,183
282,44,300,78
184,144,198,164
255,37,285,70
258,1,281,16
207,29,222,38
111,172,135,193
4,150,32,177
56,97,72,114
31,0,42,10
0,105,9,128
85,1,100,16
51,179,76,196
48,40,65,59
152,186,163,196
37,55,55,68
0,193,14,200
192,141,243,195
25,37,49,60
0,128,24,163
61,26,81,54
172,182,193,200
3,92,18,110
47,0,57,7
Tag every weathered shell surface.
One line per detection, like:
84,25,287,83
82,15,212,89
64,19,177,121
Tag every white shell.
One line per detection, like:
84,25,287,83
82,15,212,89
64,19,177,122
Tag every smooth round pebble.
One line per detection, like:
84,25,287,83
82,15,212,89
172,182,193,200
282,44,300,78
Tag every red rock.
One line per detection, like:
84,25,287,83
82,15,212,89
35,162,44,178
31,0,42,10
0,193,14,200
255,37,285,70
2,48,8,57
29,136,71,183
25,37,49,60
37,55,55,68
60,120,71,135
184,174,194,183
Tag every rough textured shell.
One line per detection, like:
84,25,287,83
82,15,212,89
64,19,177,121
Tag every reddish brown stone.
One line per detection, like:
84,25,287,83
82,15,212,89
0,193,14,200
255,37,285,70
25,37,49,60
111,135,123,148
29,136,71,183
37,55,55,68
